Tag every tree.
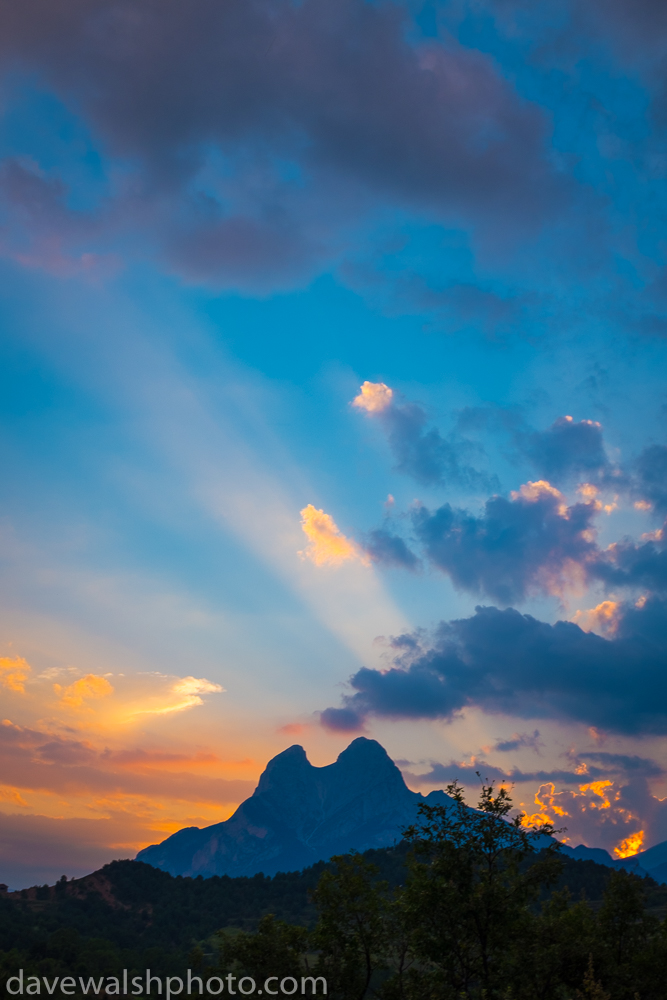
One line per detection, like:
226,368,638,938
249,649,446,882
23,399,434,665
396,779,561,999
216,913,309,984
311,853,392,1000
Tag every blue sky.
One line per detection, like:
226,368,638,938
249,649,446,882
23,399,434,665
1,0,667,887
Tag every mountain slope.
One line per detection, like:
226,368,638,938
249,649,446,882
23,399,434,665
137,737,451,877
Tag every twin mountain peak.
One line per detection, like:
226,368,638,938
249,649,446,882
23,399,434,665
137,737,451,878
137,736,667,882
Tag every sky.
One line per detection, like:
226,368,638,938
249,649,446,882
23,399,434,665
1,0,667,889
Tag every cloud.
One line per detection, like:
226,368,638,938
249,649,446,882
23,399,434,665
404,759,584,787
572,600,621,636
363,528,420,570
412,480,597,603
589,527,667,593
299,504,369,567
634,444,667,513
351,381,491,489
494,729,543,753
351,381,394,414
55,673,114,709
402,745,667,854
0,157,115,278
457,407,616,486
319,596,667,735
0,719,254,809
0,0,565,289
578,751,665,777
130,676,225,717
518,415,611,483
0,656,31,693
404,749,664,788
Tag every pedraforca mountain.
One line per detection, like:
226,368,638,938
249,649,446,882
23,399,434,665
136,737,452,877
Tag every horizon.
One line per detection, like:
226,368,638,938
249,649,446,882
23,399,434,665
1,0,667,890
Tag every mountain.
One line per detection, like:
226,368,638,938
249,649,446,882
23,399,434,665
137,736,667,885
136,737,452,877
558,842,667,882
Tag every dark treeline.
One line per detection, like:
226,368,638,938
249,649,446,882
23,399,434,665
2,782,667,998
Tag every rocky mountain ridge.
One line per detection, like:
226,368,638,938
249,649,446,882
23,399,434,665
137,737,451,877
137,736,667,884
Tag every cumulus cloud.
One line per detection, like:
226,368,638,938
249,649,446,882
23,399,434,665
572,600,622,636
411,480,597,603
319,596,667,735
299,504,369,567
55,673,114,709
400,745,667,854
518,415,611,483
457,406,616,486
590,527,667,593
352,381,394,414
351,381,491,489
0,656,31,693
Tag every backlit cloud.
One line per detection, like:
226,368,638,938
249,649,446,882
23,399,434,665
351,382,491,489
0,656,31,693
319,596,667,735
522,779,647,857
299,504,369,568
55,673,114,710
410,480,597,603
130,676,225,717
351,381,393,414
572,600,621,636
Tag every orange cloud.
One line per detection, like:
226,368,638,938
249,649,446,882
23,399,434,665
572,600,620,636
577,483,599,500
614,830,644,859
0,785,29,807
0,656,31,693
129,676,224,717
55,673,114,709
351,380,393,414
521,778,645,850
298,504,369,567
511,480,567,515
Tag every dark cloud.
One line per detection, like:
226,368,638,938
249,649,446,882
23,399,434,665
404,760,581,786
494,730,542,753
578,752,665,777
0,0,565,287
634,444,667,513
518,416,611,482
590,525,667,593
457,407,615,485
363,528,420,570
319,597,667,735
412,484,597,603
374,396,493,489
319,706,366,733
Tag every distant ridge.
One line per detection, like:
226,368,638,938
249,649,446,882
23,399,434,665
136,737,452,877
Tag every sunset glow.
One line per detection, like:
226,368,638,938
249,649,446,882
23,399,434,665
0,0,666,891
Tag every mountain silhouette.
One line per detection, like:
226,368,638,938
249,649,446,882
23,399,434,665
136,737,452,877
